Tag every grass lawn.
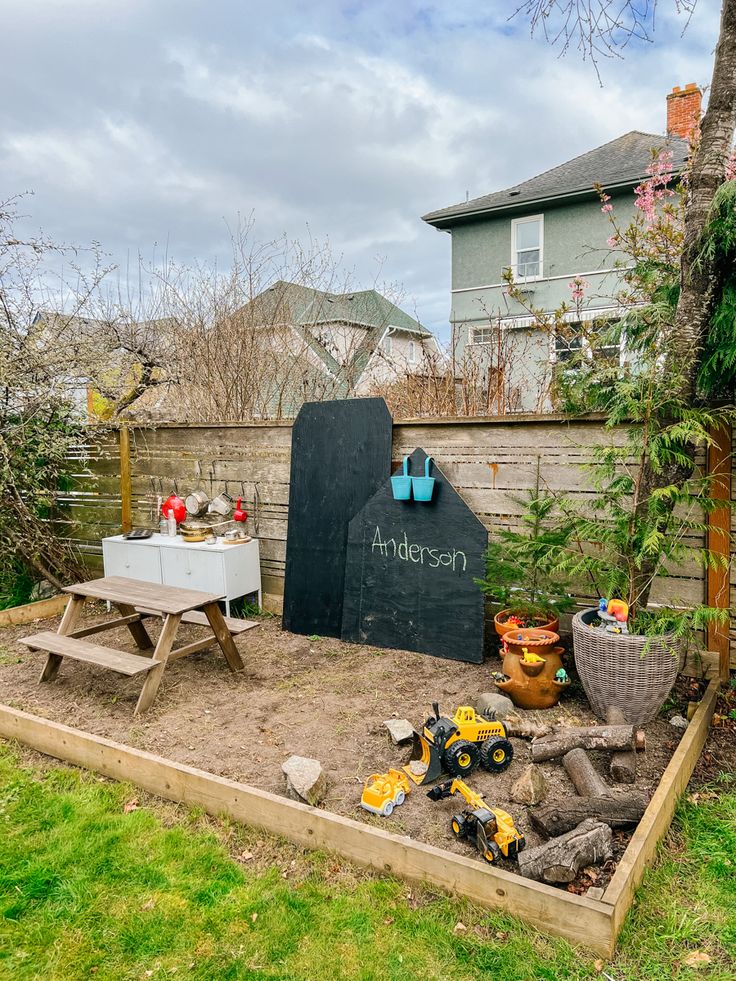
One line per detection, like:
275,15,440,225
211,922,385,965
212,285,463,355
0,743,734,981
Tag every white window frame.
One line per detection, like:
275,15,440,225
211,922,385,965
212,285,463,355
550,320,626,368
407,339,417,363
511,214,544,282
381,332,392,355
470,326,495,345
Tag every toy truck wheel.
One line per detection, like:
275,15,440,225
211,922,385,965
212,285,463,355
444,740,480,777
480,736,513,773
483,842,501,864
451,814,468,839
394,790,406,806
382,800,394,816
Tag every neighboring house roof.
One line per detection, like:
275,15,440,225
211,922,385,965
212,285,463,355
250,281,430,337
422,130,689,227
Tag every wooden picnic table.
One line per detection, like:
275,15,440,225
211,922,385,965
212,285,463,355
20,576,259,715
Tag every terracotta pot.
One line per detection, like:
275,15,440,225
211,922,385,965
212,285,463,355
502,628,559,658
494,609,559,638
495,633,570,710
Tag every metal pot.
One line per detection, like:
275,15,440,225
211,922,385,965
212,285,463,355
185,489,209,517
179,521,210,542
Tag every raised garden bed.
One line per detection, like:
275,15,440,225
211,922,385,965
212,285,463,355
0,609,719,955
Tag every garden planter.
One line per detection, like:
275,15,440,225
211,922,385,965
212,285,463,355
496,629,570,709
391,457,412,501
493,610,559,638
572,609,683,725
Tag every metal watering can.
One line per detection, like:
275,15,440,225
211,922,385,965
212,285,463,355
412,457,435,502
391,457,412,500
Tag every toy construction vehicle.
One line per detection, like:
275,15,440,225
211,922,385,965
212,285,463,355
404,703,513,785
360,768,411,817
427,778,526,863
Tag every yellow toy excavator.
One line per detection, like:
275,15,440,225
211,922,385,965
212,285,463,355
427,778,526,863
404,702,513,785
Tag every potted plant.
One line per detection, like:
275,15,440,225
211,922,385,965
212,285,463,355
475,492,575,637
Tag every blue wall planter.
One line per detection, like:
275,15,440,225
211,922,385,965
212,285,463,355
391,456,412,500
412,456,435,502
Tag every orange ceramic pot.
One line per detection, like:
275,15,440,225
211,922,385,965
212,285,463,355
493,610,559,638
495,629,570,709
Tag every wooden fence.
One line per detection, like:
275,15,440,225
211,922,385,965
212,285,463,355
58,414,734,675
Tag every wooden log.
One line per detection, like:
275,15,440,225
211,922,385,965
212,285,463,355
605,708,637,784
530,793,649,837
563,748,609,798
518,819,613,884
530,724,635,763
503,717,553,740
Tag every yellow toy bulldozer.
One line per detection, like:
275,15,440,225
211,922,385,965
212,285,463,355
427,778,525,863
404,702,513,785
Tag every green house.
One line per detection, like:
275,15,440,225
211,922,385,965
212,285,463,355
422,86,699,413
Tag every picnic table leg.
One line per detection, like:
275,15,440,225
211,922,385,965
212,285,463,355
202,602,245,672
134,612,182,716
115,602,154,652
39,594,85,683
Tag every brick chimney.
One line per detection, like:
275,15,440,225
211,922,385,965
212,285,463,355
666,83,702,139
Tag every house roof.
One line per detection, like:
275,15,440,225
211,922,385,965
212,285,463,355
250,281,430,337
422,130,690,227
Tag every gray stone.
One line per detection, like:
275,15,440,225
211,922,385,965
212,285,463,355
383,718,415,746
510,765,547,805
281,755,328,806
475,692,515,721
669,715,689,731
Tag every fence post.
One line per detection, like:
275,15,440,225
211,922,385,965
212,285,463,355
706,421,732,681
119,426,132,534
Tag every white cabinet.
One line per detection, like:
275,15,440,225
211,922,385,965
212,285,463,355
102,534,262,616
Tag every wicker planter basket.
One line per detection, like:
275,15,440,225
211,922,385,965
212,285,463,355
572,608,683,724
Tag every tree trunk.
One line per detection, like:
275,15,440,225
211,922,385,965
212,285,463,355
530,793,649,836
606,707,637,783
633,0,736,611
530,724,637,762
518,818,613,883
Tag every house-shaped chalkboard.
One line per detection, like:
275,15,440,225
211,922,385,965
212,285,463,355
341,448,488,663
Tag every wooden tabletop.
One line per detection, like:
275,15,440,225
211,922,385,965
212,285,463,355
63,576,224,615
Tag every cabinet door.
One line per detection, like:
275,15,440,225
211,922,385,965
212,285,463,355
102,540,162,583
160,547,226,597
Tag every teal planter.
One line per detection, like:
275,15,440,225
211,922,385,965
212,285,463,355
412,457,435,502
391,457,412,500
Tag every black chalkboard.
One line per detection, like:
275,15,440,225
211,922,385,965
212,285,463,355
282,398,392,637
341,448,487,663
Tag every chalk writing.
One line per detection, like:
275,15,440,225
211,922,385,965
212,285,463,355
371,526,467,573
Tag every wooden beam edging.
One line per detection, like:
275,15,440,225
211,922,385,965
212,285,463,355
0,594,69,627
602,678,719,932
0,703,615,957
705,421,732,681
119,426,132,535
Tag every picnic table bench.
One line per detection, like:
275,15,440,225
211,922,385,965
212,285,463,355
20,576,259,715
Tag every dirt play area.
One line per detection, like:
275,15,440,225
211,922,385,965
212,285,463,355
0,605,706,895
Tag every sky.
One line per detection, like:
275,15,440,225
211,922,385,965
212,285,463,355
0,0,723,341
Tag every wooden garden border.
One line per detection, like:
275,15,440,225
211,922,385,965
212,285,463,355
0,680,718,957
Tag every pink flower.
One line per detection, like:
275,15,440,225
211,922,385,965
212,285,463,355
607,234,619,248
568,277,588,302
634,149,675,222
726,149,736,181
601,203,613,214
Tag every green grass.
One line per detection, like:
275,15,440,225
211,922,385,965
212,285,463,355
0,745,734,980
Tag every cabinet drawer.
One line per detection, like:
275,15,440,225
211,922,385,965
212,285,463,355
102,540,162,584
160,548,226,596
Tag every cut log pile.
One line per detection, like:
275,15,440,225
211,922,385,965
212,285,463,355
517,818,613,884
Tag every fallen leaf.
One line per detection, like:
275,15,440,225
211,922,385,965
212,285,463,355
383,917,394,925
683,950,711,969
237,851,254,863
495,930,509,941
123,798,139,814
141,898,156,911
593,959,604,971
453,922,467,935
251,912,258,923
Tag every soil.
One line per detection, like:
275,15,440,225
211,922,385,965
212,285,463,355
0,606,720,896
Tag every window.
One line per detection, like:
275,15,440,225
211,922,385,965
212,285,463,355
381,333,392,355
511,215,543,279
408,340,417,363
471,326,495,345
553,327,584,364
551,320,624,366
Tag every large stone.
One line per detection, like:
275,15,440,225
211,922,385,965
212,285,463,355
669,715,689,731
475,692,515,721
282,755,328,806
383,718,415,746
510,765,547,806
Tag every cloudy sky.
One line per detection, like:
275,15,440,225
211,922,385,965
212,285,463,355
1,1,722,339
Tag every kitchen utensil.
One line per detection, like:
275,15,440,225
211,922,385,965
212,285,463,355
233,497,248,523
209,492,233,516
161,493,186,524
185,489,209,516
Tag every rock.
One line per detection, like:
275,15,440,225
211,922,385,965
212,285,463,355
669,715,689,731
510,765,547,805
383,718,415,746
475,692,515,720
281,755,328,806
